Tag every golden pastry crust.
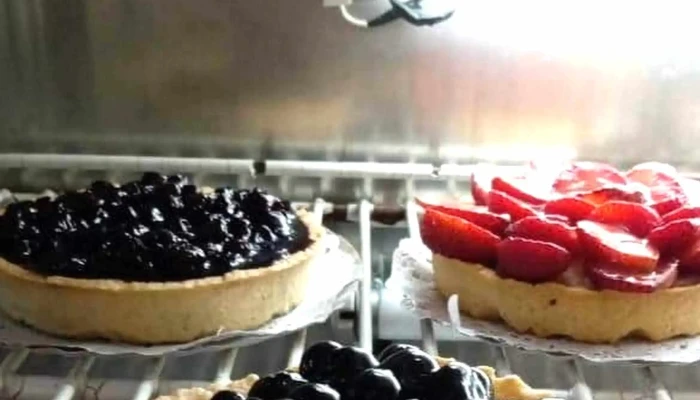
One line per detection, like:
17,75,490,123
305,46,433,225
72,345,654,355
156,374,261,400
155,357,552,400
433,253,700,343
0,210,324,344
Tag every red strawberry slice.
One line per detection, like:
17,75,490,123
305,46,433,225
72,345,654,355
662,206,700,223
544,197,595,223
587,201,661,237
679,238,700,274
470,164,495,206
553,162,627,194
420,208,500,265
577,185,646,206
491,176,549,205
626,164,687,215
651,196,686,216
415,198,510,236
577,220,659,272
628,162,678,176
586,259,678,293
496,237,572,283
506,215,580,254
487,190,538,222
647,218,700,257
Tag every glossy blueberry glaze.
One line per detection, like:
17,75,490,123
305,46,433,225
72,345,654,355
0,173,311,282
211,342,492,400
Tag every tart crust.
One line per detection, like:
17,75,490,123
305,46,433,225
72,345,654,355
433,253,700,343
155,357,552,400
0,210,324,344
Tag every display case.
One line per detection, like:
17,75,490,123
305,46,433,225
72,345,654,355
1,1,699,398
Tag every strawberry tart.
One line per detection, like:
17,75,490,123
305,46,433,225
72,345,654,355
419,161,700,343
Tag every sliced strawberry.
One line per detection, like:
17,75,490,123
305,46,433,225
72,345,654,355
628,162,678,176
487,190,538,222
496,237,571,283
415,198,510,236
626,162,679,184
586,259,678,293
651,196,686,216
662,206,700,223
544,197,595,223
679,238,700,274
491,176,549,205
577,220,659,272
553,162,627,194
577,185,646,206
647,218,700,257
626,164,687,214
587,201,661,237
506,215,579,254
470,164,495,206
420,208,499,265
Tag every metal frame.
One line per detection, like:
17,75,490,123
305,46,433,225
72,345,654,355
0,153,686,399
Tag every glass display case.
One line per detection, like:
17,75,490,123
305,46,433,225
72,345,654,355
0,1,699,398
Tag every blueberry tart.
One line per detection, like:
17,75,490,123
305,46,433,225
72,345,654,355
156,342,551,400
0,173,324,344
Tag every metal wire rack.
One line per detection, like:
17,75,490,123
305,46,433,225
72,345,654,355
0,153,694,400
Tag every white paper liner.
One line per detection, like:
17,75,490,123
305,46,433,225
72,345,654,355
0,230,361,356
388,238,700,364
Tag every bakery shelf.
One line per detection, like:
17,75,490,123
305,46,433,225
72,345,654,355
0,154,695,399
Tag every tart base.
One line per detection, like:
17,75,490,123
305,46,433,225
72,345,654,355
433,253,700,343
155,357,552,400
0,210,324,344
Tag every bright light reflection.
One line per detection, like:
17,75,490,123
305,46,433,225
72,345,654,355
450,1,700,66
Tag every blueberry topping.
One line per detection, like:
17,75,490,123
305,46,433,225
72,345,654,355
379,345,438,399
377,344,419,362
90,180,118,202
299,341,343,383
288,383,340,400
141,172,167,186
326,347,379,393
166,174,188,185
211,390,246,400
0,173,311,282
345,368,401,400
204,342,494,400
423,363,491,400
248,371,308,400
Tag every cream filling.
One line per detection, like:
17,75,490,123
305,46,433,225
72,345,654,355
555,260,700,290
